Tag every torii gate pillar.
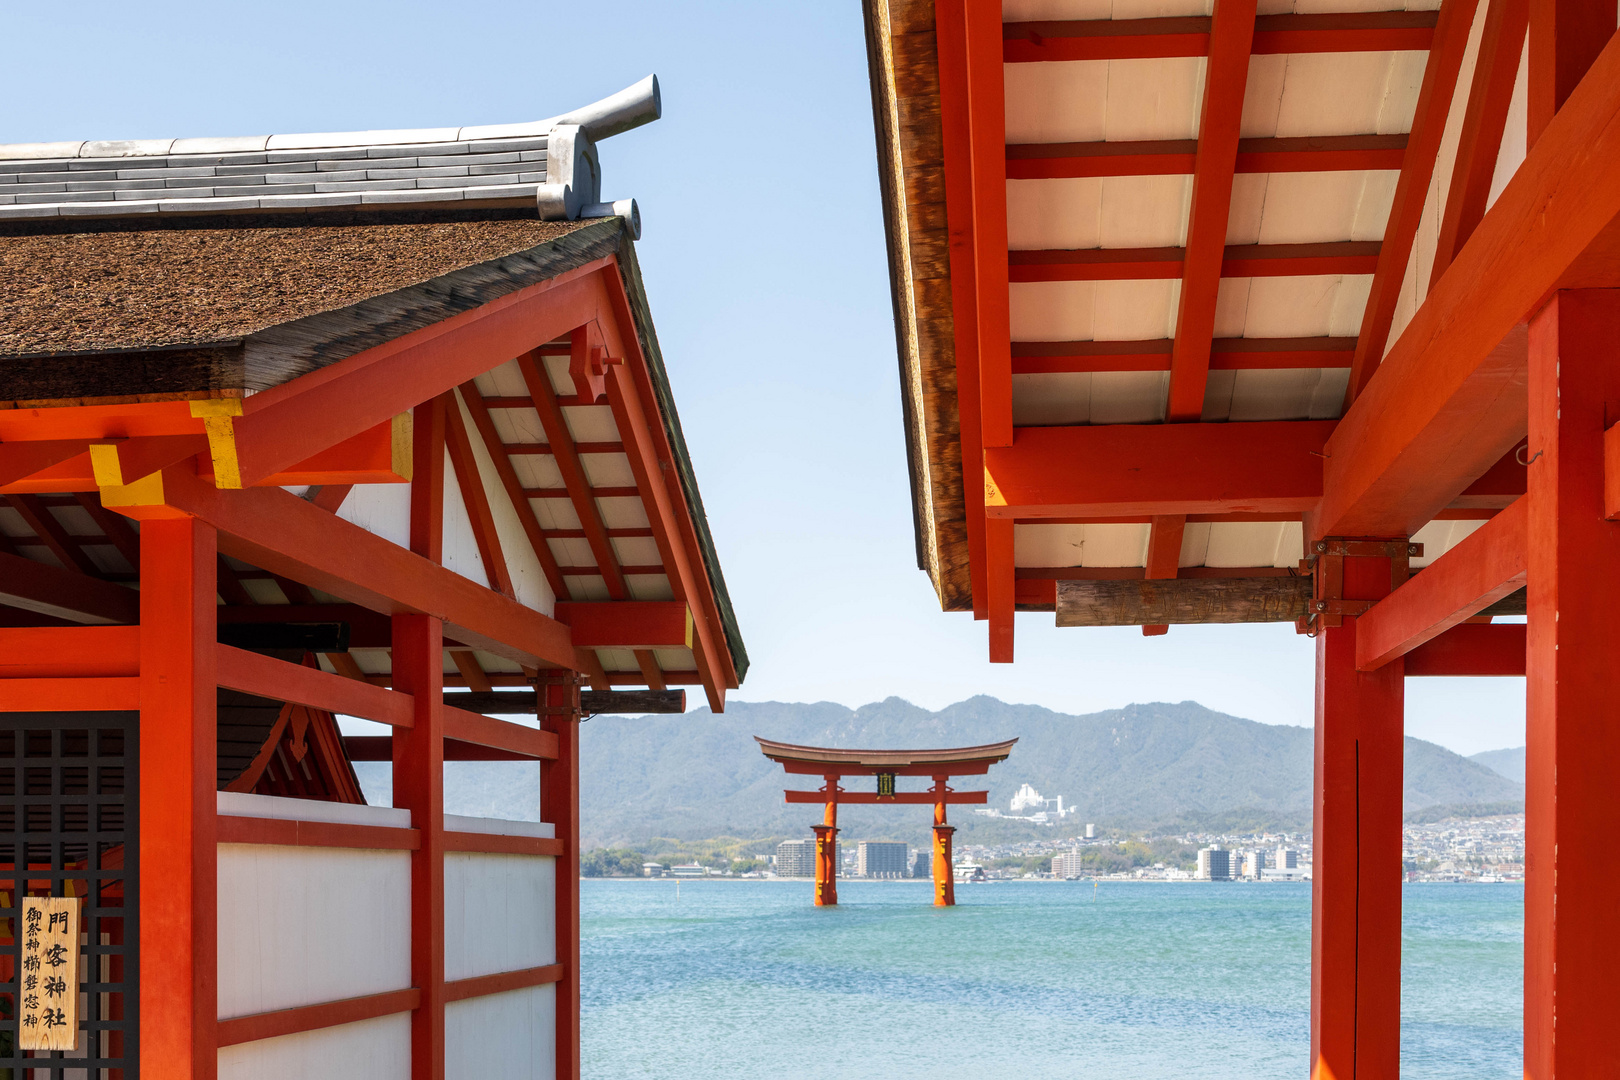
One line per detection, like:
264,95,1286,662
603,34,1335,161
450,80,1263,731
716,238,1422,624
932,780,955,907
811,786,839,906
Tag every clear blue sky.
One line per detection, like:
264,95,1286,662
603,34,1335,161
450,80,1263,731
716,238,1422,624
5,0,1526,756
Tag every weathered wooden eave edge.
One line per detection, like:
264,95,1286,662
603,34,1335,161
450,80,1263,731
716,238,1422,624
863,0,973,613
610,227,751,686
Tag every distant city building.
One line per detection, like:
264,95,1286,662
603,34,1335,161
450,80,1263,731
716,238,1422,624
669,864,707,878
857,841,909,878
1052,852,1087,878
1277,846,1299,870
1243,850,1266,879
642,862,664,878
1085,823,1096,839
776,839,817,878
1197,845,1232,881
912,851,931,879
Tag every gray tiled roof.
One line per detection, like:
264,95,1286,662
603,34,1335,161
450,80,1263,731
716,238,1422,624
0,76,656,223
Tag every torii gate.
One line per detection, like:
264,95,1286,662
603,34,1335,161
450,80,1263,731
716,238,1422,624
755,737,1016,906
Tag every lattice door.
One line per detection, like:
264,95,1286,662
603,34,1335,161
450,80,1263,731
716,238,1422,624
0,711,138,1078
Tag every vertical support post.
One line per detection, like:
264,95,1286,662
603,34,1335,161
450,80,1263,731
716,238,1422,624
1527,0,1615,143
932,778,956,907
1524,290,1620,1080
1311,550,1405,1080
393,614,444,1080
139,516,217,1080
811,825,836,907
986,516,1015,663
541,674,581,1080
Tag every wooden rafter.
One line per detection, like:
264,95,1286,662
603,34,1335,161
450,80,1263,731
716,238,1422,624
1015,337,1356,374
457,380,571,602
1011,242,1380,282
1168,0,1258,422
449,649,494,693
1345,0,1484,403
309,485,354,513
443,390,516,600
6,494,99,575
1003,10,1438,61
1008,134,1408,179
1141,514,1188,636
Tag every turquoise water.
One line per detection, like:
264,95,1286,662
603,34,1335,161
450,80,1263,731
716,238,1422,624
581,880,1522,1079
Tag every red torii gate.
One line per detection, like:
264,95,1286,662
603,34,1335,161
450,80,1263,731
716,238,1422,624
755,737,1016,907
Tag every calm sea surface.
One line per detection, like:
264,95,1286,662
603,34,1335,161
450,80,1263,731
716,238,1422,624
581,879,1522,1080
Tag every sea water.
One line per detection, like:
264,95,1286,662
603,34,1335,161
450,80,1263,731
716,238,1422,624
582,880,1522,1079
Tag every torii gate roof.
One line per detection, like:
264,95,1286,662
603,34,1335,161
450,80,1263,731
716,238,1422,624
754,736,1017,776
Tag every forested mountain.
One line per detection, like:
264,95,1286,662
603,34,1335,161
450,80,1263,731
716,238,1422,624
1470,746,1526,785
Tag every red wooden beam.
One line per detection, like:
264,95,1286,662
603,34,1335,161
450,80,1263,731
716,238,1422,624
1346,0,1482,403
1316,32,1620,539
1355,497,1527,669
1007,135,1408,180
966,0,1013,449
443,392,516,599
458,382,571,601
0,677,140,710
216,815,420,850
442,704,559,760
1432,0,1532,284
1012,337,1355,374
1527,0,1615,140
937,0,991,616
0,625,139,678
1004,11,1435,60
216,643,414,727
553,600,691,650
442,833,564,857
784,791,990,805
394,614,445,1080
1404,622,1525,675
242,418,408,487
985,421,1334,518
344,734,537,762
540,679,581,1080
1169,0,1257,423
987,516,1015,662
444,964,563,1003
0,440,95,488
1142,513,1187,636
1010,242,1380,282
109,467,576,671
217,988,420,1049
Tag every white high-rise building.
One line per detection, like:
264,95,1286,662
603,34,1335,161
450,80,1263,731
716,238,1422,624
1277,846,1299,870
1085,823,1096,839
1243,850,1267,879
857,841,909,878
1197,845,1232,881
775,839,817,878
1052,852,1087,878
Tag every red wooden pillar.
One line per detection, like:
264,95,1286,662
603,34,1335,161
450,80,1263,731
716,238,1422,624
1310,553,1404,1080
541,675,581,1080
393,614,444,1080
139,516,218,1079
932,780,956,907
1524,290,1620,1080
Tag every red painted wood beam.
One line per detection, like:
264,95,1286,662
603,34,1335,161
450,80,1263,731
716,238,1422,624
0,549,138,624
110,467,576,671
784,791,991,805
1142,513,1187,636
540,679,581,1080
444,964,563,1003
1525,289,1620,1078
1432,0,1532,284
1404,622,1525,675
0,676,140,710
442,704,560,760
242,419,407,487
1004,11,1436,60
1007,135,1408,179
223,261,614,488
217,988,420,1049
1316,32,1620,539
140,517,217,1079
553,600,691,650
1169,0,1257,423
442,832,564,857
968,0,1014,449
0,625,139,678
216,643,414,727
0,440,96,488
1010,242,1380,282
443,393,516,599
458,383,571,602
411,396,445,564
216,815,420,850
1527,0,1616,141
1346,0,1482,403
344,735,537,762
1355,496,1527,669
985,421,1334,518
1012,337,1355,374
987,516,1015,662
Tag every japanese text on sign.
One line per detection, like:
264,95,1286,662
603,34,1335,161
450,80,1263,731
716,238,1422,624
18,897,77,1052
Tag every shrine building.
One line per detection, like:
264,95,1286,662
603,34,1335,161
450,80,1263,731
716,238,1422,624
863,0,1620,1076
0,76,746,1079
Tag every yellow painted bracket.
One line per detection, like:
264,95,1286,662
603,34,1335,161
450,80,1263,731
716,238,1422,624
191,398,244,489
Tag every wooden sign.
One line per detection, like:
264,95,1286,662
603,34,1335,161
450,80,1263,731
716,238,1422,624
18,896,78,1051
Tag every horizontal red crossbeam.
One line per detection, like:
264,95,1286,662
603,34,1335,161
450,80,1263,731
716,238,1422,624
1011,337,1355,373
444,964,564,1003
0,626,140,678
0,677,139,711
1009,242,1380,282
553,600,692,650
442,705,559,760
0,550,138,625
1007,135,1409,179
216,988,420,1048
343,735,538,762
784,791,990,804
985,421,1334,518
1356,497,1527,669
443,832,563,857
216,643,414,727
216,814,420,850
1004,11,1436,61
1403,622,1525,676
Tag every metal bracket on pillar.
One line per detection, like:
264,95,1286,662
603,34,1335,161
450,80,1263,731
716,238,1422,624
1296,537,1421,634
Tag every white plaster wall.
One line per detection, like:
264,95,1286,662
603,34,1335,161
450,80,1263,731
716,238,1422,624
446,985,557,1080
218,1012,410,1080
444,851,556,982
218,790,413,1020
